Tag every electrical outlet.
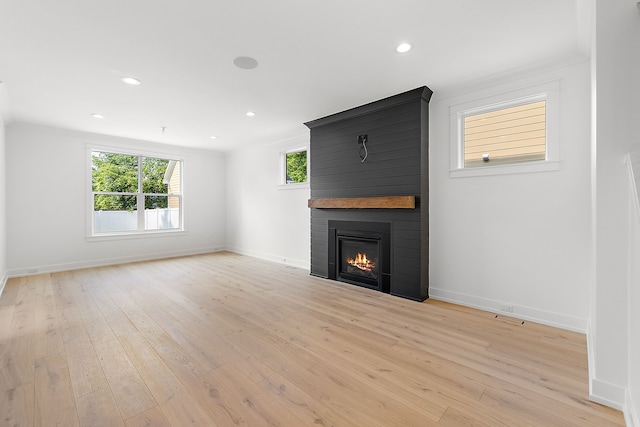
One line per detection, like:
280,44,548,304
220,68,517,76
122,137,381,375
499,305,514,313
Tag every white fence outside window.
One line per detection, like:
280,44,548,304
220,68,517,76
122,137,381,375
94,208,180,233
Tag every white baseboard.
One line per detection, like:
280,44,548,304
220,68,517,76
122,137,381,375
225,246,310,271
429,287,588,333
0,271,7,299
586,325,597,397
586,320,631,415
7,246,224,278
587,319,626,411
589,378,626,411
625,388,639,427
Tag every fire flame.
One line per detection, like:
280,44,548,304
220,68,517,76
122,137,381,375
346,252,375,272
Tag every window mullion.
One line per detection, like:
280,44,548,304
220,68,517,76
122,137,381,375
137,156,145,231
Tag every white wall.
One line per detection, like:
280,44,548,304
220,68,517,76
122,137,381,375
6,123,227,275
630,5,640,421
0,106,6,293
429,61,592,332
589,0,639,417
627,154,640,426
225,135,310,269
628,4,640,425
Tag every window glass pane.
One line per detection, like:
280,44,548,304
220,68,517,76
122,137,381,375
93,195,138,233
142,157,170,194
92,152,138,192
144,196,180,230
165,161,181,195
463,100,546,167
286,151,307,183
145,194,168,209
94,194,137,211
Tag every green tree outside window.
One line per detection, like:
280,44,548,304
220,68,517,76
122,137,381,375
92,152,169,210
286,150,307,183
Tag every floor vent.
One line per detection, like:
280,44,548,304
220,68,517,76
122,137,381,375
494,314,525,325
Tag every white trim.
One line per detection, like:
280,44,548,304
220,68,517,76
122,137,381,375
86,229,188,242
626,152,640,221
277,182,309,191
450,160,560,178
449,80,560,178
7,247,224,278
589,378,626,411
225,246,310,271
626,388,639,427
87,145,184,237
279,146,309,186
587,322,597,403
625,151,640,426
429,286,587,333
0,272,7,299
585,319,626,412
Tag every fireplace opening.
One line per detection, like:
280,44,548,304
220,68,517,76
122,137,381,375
328,221,391,294
338,236,380,288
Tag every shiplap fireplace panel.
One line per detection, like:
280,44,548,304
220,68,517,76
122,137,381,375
305,87,432,301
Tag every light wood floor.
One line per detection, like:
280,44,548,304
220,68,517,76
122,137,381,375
0,252,625,426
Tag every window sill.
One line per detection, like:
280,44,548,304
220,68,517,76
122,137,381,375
450,160,560,178
277,182,309,191
86,229,187,242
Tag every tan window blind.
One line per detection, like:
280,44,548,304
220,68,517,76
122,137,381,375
463,100,546,167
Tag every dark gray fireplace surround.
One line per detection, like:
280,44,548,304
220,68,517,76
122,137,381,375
305,87,432,301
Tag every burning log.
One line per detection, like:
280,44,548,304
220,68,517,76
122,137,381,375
346,252,375,273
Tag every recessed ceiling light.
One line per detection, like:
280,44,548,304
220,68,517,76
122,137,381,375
233,56,259,70
246,111,256,117
91,113,105,119
396,43,412,53
121,76,142,85
209,136,217,140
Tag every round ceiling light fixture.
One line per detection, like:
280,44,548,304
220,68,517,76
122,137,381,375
91,113,105,119
246,111,256,117
233,56,259,70
396,43,412,53
121,76,142,85
209,135,218,140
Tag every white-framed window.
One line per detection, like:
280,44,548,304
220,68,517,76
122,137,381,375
279,147,309,188
450,80,560,177
87,147,183,236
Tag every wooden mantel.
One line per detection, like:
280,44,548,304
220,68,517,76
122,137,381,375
308,196,415,209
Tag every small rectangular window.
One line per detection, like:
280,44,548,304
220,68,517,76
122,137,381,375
449,80,559,178
463,99,546,167
90,150,182,235
285,150,307,184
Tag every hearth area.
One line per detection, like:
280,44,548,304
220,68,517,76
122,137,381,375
305,87,432,301
329,220,391,293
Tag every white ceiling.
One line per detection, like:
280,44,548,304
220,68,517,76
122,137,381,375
0,0,588,151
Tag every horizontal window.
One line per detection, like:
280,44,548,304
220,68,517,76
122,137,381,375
464,100,546,167
89,150,183,236
450,81,559,178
